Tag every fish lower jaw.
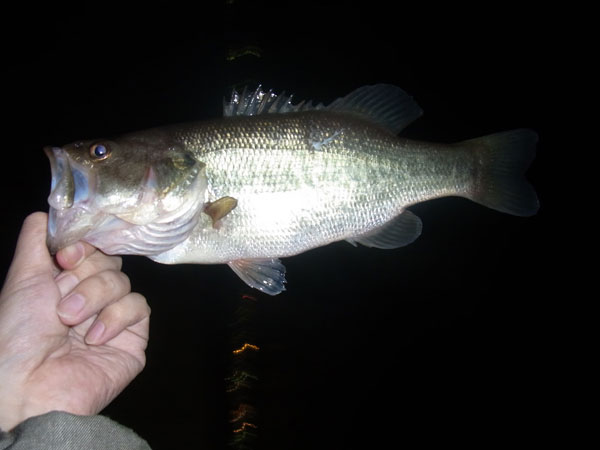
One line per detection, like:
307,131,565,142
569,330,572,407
47,206,95,254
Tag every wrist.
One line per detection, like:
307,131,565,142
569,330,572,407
0,338,30,430
0,355,40,431
0,383,56,431
0,384,26,431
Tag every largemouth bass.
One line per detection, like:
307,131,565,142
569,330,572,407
45,85,538,295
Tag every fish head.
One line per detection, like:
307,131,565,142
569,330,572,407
45,136,207,255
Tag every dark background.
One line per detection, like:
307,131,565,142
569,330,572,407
2,2,558,449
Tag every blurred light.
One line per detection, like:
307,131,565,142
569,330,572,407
229,403,255,422
233,343,259,354
233,422,258,433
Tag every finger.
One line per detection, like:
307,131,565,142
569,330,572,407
55,251,123,297
55,241,97,271
5,213,54,284
85,292,150,345
57,269,131,325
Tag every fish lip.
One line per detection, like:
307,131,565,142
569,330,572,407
44,146,61,193
45,146,74,210
47,207,60,254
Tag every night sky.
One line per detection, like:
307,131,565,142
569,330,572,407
2,3,556,449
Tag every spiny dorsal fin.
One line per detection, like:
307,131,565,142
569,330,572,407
326,84,423,135
223,85,323,117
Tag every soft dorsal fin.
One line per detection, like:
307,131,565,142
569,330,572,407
326,84,423,134
223,84,423,134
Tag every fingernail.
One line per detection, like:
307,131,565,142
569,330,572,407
85,320,105,345
55,273,78,296
62,242,85,266
57,293,85,318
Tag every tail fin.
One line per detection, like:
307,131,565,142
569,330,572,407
465,129,539,217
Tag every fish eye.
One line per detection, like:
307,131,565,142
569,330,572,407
89,143,111,161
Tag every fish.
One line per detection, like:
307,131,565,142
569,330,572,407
45,84,539,295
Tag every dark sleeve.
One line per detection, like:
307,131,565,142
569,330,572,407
0,411,151,450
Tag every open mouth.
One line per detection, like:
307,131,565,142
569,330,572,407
44,147,90,210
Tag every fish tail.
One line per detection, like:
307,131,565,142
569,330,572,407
465,129,539,217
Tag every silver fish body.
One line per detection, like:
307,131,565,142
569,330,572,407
45,85,538,294
155,112,469,262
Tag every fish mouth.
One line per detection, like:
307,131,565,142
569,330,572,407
44,146,93,253
45,147,91,209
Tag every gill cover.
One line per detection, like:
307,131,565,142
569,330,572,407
114,147,202,225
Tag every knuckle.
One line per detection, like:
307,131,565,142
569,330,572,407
136,294,151,317
101,292,149,325
88,252,121,272
97,272,116,293
96,270,129,295
111,256,123,270
129,292,151,319
117,271,131,292
99,303,125,325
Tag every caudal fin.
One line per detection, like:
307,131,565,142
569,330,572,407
465,129,539,217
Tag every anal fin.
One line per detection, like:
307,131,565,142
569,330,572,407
228,258,287,295
346,210,423,249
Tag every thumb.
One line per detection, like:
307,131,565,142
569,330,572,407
4,212,55,286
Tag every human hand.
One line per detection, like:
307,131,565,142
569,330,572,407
0,212,150,431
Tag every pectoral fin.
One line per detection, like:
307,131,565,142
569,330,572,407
204,196,238,229
346,210,423,249
228,258,287,295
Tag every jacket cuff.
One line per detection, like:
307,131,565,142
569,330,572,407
0,411,150,450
